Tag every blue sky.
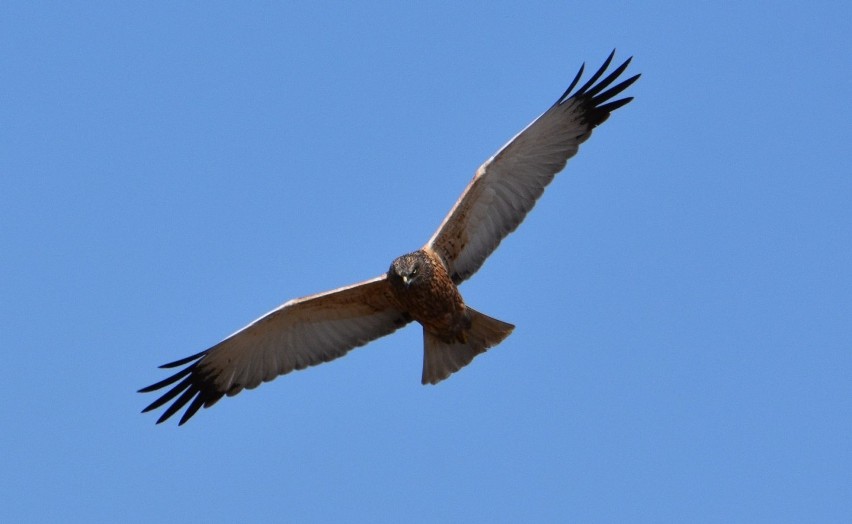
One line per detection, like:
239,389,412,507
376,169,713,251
2,2,850,522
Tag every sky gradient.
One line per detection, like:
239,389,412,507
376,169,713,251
2,2,850,522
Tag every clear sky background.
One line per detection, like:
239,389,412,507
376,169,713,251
2,2,850,522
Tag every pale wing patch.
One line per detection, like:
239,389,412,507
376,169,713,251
140,274,411,424
426,52,638,283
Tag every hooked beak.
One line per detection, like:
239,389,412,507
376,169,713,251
402,275,412,287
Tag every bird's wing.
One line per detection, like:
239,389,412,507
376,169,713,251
139,274,410,425
426,51,639,283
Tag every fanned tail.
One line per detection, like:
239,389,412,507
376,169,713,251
421,307,514,385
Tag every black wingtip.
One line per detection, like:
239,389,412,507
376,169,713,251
555,62,585,105
596,96,635,115
573,50,616,97
553,50,639,128
139,349,217,425
178,395,207,425
159,349,208,369
138,365,195,393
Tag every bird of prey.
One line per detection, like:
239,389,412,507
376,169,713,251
140,51,640,425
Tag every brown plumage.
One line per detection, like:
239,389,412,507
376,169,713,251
387,249,514,384
140,51,640,424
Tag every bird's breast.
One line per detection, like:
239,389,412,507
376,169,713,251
388,253,469,340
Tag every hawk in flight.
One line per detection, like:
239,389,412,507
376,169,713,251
140,51,640,424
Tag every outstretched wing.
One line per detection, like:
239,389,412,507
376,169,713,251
427,51,640,283
139,275,410,425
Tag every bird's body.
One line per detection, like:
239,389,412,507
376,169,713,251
387,248,515,384
387,249,470,341
141,51,640,424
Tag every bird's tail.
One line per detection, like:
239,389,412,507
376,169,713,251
421,307,514,385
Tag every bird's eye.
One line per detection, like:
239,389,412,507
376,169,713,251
410,267,418,276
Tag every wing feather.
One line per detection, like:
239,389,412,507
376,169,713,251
427,51,640,283
140,274,411,424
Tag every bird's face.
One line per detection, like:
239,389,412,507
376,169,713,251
389,252,426,288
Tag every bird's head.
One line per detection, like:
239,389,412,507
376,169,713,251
389,251,427,289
